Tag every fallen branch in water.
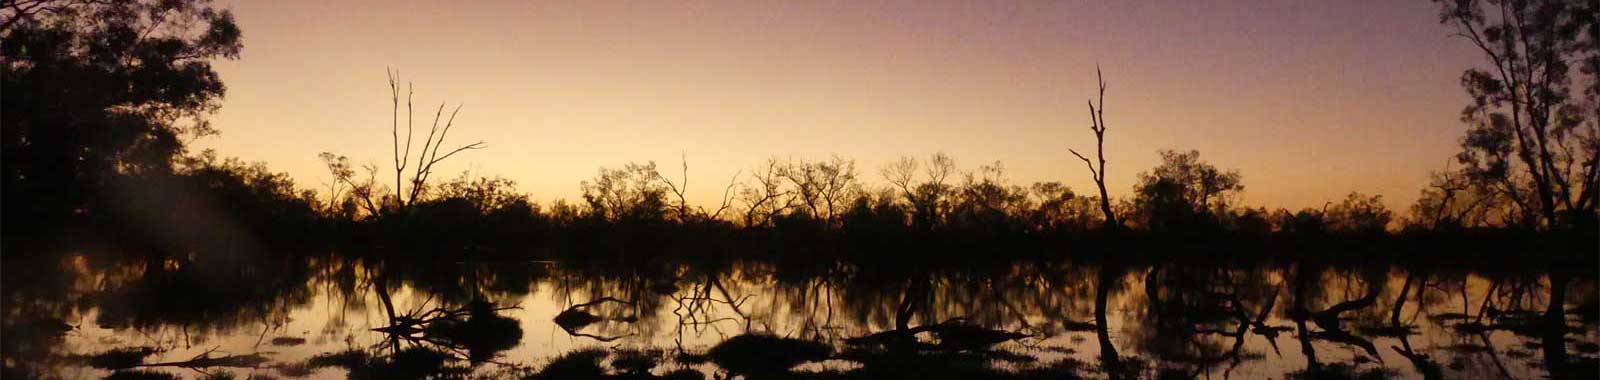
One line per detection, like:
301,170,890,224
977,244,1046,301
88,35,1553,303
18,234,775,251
845,317,1031,351
554,296,639,342
135,346,270,369
373,303,521,335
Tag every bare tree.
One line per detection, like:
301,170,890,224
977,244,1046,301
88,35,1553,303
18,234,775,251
924,153,956,189
740,158,793,227
659,153,742,222
1069,67,1120,229
777,156,859,224
707,169,742,221
882,157,918,198
385,68,485,209
662,152,693,222
881,153,956,229
815,156,858,224
780,158,823,217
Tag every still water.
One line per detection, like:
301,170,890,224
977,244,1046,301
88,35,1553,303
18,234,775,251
4,252,1596,379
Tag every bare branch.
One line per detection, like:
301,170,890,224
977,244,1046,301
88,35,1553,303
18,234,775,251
709,170,742,220
1068,66,1118,228
1069,149,1099,180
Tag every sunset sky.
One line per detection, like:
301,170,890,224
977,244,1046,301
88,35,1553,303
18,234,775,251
200,0,1483,211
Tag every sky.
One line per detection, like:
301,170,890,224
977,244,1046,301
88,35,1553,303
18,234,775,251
200,0,1485,211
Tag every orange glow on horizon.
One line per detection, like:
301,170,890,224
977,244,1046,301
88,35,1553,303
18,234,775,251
200,0,1483,212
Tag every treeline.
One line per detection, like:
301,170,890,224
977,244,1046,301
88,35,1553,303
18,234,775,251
120,146,1586,264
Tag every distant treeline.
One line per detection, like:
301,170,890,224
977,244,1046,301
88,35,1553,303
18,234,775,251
23,146,1590,267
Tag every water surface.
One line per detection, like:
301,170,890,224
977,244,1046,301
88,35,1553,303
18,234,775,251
5,252,1596,379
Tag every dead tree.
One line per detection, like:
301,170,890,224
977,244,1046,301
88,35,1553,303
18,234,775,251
778,156,858,223
740,159,793,227
386,68,485,208
1069,67,1119,229
709,169,742,221
659,153,741,222
662,152,694,222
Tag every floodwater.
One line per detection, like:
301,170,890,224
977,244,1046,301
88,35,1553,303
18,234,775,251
4,252,1596,379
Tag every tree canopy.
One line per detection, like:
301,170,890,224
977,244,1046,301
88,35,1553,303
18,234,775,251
1431,0,1600,229
2,0,242,231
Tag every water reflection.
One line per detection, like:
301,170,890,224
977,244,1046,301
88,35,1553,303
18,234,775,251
3,250,1595,380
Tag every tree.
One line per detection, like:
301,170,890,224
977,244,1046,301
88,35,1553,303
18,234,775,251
1025,181,1102,231
1272,207,1329,235
658,153,740,223
882,153,957,230
739,158,794,227
431,174,528,214
1069,67,1120,229
2,0,242,230
580,162,669,222
1130,149,1243,231
777,156,858,225
1406,166,1508,229
1435,0,1600,229
949,162,1030,231
383,69,485,209
1326,192,1393,236
109,152,322,254
319,152,384,218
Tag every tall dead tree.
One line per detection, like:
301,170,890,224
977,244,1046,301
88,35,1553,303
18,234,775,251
659,153,742,222
1069,67,1120,229
386,68,485,208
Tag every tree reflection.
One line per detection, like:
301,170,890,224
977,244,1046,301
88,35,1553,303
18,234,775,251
3,249,1594,379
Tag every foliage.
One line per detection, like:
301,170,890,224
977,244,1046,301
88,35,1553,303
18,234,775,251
432,174,531,214
1272,208,1328,236
1129,150,1244,232
883,153,959,230
1405,169,1512,229
581,162,671,223
1325,192,1394,236
2,0,242,235
1434,0,1600,229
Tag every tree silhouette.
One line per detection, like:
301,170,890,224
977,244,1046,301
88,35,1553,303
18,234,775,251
384,69,485,209
1325,192,1393,236
883,153,957,230
778,156,859,225
581,162,670,223
1024,181,1100,232
317,152,382,217
656,154,740,223
1434,0,1599,229
948,162,1030,231
1129,149,1243,231
1069,67,1120,229
1407,166,1505,229
739,158,795,227
1,0,241,233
